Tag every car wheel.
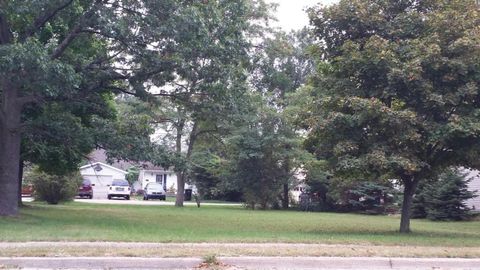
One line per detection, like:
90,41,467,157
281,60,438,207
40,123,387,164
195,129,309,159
145,196,149,200
107,195,111,200
143,196,146,200
89,195,93,199
126,195,130,200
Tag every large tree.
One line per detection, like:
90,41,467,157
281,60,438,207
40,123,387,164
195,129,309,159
304,0,480,232
0,0,183,216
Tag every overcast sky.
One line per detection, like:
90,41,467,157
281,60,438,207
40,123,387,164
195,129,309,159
266,0,339,31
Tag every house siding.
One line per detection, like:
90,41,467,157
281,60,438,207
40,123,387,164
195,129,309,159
463,169,480,212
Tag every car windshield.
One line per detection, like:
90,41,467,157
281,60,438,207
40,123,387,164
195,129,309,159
82,180,91,186
148,183,163,189
112,180,129,186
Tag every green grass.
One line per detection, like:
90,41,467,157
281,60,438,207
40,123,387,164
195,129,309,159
0,202,479,246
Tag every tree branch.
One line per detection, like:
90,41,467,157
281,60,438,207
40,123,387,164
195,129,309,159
50,0,102,60
21,0,75,41
50,23,83,60
104,86,136,96
16,95,42,106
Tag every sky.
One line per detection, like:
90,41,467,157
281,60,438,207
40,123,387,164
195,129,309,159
266,0,338,31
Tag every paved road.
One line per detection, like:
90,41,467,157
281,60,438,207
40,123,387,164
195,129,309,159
1,256,480,269
22,197,241,206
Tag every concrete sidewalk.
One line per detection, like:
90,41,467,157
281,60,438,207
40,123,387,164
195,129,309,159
1,256,480,269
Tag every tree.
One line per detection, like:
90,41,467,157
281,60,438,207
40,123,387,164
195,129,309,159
0,0,188,216
304,0,480,232
250,29,314,208
148,0,271,207
224,95,304,209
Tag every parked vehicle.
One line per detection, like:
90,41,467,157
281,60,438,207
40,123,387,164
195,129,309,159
143,183,166,200
21,184,34,197
77,179,93,199
108,180,130,200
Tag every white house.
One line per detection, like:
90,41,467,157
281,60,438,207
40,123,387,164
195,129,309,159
462,169,480,212
79,162,127,199
138,167,178,193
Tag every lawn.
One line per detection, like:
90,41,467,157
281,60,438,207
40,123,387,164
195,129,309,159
1,202,479,247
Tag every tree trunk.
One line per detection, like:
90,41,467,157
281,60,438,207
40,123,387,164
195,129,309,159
0,87,22,216
399,177,419,233
281,156,291,209
175,172,185,207
174,119,198,207
174,118,185,207
0,13,19,216
17,159,24,207
282,183,289,209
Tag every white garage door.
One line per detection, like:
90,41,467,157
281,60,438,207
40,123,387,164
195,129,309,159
83,175,112,199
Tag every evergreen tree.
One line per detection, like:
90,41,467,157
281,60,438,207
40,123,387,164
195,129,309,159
410,180,430,219
424,169,477,221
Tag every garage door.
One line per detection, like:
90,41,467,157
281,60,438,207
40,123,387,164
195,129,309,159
83,175,112,199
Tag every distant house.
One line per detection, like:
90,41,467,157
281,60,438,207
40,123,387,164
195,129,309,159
463,169,480,212
85,149,188,195
79,162,127,199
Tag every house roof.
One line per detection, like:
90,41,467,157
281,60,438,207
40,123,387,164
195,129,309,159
87,149,171,171
79,162,128,174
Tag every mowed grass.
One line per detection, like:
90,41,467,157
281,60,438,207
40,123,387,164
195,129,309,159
0,202,479,246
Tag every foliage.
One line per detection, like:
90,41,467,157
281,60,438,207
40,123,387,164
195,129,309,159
345,182,397,214
411,179,435,219
302,160,398,214
26,168,82,205
126,166,140,186
302,0,480,232
248,29,315,208
251,28,315,103
301,159,334,211
224,95,305,209
190,153,230,201
423,169,477,221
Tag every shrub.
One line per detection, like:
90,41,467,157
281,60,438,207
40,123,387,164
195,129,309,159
27,168,82,204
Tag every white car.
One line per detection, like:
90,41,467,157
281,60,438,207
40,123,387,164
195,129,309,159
107,180,131,200
143,183,166,200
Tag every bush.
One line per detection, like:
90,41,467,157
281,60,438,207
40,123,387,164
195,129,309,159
27,168,82,204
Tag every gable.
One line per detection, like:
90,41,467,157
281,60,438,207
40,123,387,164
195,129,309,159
79,162,127,178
